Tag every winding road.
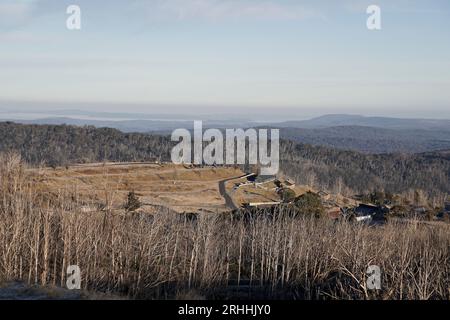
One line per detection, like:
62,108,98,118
218,174,254,210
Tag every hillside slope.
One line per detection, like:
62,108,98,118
1,122,448,198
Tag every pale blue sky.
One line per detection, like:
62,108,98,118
0,0,449,118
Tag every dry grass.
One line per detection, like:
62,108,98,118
0,153,449,300
27,162,243,214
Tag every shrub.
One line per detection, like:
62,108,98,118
125,191,141,211
294,192,325,218
279,188,296,203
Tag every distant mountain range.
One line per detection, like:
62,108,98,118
276,114,450,131
274,114,450,153
2,113,450,154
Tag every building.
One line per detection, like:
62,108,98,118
355,204,379,215
445,201,450,213
247,175,276,185
353,204,388,222
284,178,296,188
414,207,427,215
243,201,281,208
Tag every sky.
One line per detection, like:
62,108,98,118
0,0,449,119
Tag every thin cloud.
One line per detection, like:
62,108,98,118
141,0,322,21
0,0,39,29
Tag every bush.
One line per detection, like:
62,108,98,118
279,188,296,203
389,205,409,218
125,191,141,212
294,192,325,218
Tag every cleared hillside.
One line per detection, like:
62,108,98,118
1,122,449,200
29,162,244,214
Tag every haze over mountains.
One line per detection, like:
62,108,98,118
1,112,450,154
277,114,450,131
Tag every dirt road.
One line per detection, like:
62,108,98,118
218,174,252,210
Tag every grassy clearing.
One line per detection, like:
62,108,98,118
27,162,243,213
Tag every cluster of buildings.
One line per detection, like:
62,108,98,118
235,173,450,224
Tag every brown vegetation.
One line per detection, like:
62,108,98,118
27,162,244,214
0,153,449,300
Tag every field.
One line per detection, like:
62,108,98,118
28,162,245,214
29,162,343,213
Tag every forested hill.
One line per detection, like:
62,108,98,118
0,122,448,197
0,122,172,166
279,140,449,198
279,126,450,154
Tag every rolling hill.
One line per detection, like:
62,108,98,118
277,114,450,131
4,113,450,154
1,122,448,198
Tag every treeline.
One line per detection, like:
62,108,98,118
279,141,449,199
1,122,448,199
0,122,172,166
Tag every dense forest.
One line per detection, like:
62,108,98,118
0,122,172,166
279,126,450,154
279,141,449,199
1,122,448,199
18,117,450,153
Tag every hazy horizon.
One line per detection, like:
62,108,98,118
0,99,449,121
1,0,449,119
1,104,450,123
